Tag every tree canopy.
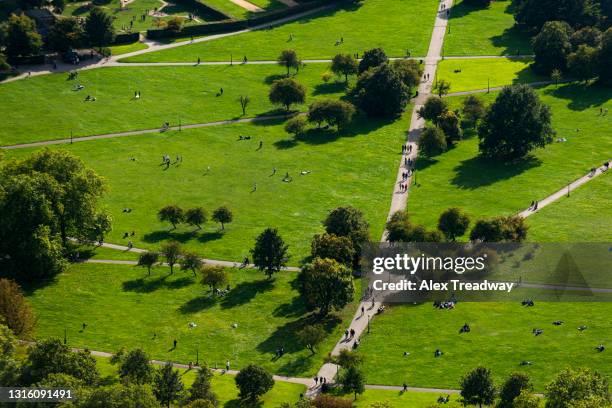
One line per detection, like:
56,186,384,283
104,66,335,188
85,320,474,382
250,228,290,277
298,257,354,315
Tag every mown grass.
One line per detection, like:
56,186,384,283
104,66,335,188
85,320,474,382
201,0,287,20
27,262,360,378
108,41,149,56
121,0,439,62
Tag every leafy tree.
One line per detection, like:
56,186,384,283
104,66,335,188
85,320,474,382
533,21,574,74
200,265,229,294
312,394,353,408
570,26,603,48
438,207,470,241
278,49,301,76
545,368,610,408
21,338,99,385
386,211,443,242
470,216,528,242
513,390,542,408
165,16,183,33
158,205,184,229
460,366,496,408
598,28,612,84
418,125,447,156
235,364,274,401
116,348,154,384
160,241,182,274
81,383,161,408
238,95,250,116
91,211,112,243
212,206,233,230
438,110,462,143
331,53,359,82
0,278,35,338
499,372,533,408
462,95,486,127
298,258,354,315
180,252,202,277
323,206,370,258
464,0,491,6
296,324,326,354
85,7,115,46
391,58,422,91
418,96,448,123
0,54,11,72
51,0,66,13
310,233,355,267
154,362,184,408
358,47,388,74
433,79,451,97
138,251,159,276
185,207,207,230
478,85,554,160
515,0,601,30
187,364,217,405
48,17,84,52
567,44,600,81
269,78,306,111
285,115,307,136
340,365,366,400
0,324,21,387
551,68,563,87
307,99,355,130
250,228,289,278
2,13,42,57
333,349,363,368
351,63,410,117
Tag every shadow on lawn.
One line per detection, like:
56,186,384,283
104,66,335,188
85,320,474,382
544,83,611,111
122,275,194,293
451,154,541,189
143,230,195,244
178,294,216,314
220,279,274,309
312,81,347,96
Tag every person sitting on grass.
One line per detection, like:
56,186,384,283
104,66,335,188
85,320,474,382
434,349,443,358
459,323,470,333
596,344,605,352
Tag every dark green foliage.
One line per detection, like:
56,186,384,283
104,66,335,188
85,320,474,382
185,207,207,230
358,47,388,74
598,28,612,84
296,324,325,354
187,365,217,406
269,78,306,111
515,0,602,30
307,99,355,130
81,383,161,408
533,21,574,74
385,211,443,243
278,49,301,76
0,279,35,339
250,228,290,277
391,58,423,92
154,362,184,407
180,252,203,277
298,258,354,315
462,95,486,127
438,208,470,241
437,110,462,144
212,206,233,230
567,44,600,80
323,206,370,258
545,368,610,408
200,265,229,294
418,126,447,157
339,365,366,400
85,7,115,46
460,366,496,408
417,96,449,124
331,53,358,82
138,252,159,276
2,13,42,57
116,348,154,385
469,216,528,242
160,241,182,274
499,372,533,408
351,63,410,117
284,115,307,136
234,364,274,401
570,26,603,47
158,205,184,229
310,233,355,267
48,17,84,52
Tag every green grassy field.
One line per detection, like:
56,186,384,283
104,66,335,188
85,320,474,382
7,114,405,262
406,83,612,241
357,302,612,390
108,41,149,56
27,262,360,378
353,389,462,408
121,0,439,62
444,0,532,56
436,58,545,93
0,64,346,146
200,0,287,20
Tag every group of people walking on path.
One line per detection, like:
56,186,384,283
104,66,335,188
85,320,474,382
399,143,416,193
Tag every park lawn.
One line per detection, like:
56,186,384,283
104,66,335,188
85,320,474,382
351,389,462,407
120,0,439,62
526,172,612,243
75,245,140,261
6,113,406,263
200,0,287,20
444,0,532,56
406,83,612,239
0,63,347,146
357,302,612,391
26,262,360,378
108,41,149,56
436,57,545,93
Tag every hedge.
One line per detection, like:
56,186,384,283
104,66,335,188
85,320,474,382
113,32,140,45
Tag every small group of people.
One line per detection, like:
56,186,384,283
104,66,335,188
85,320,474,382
459,323,470,333
344,328,356,340
402,144,413,154
434,348,443,357
553,320,564,326
84,95,97,102
122,231,136,238
528,200,539,211
313,376,327,386
437,395,451,404
532,328,543,336
274,346,285,358
133,91,142,99
334,37,344,46
122,207,133,213
433,300,455,309
521,299,535,306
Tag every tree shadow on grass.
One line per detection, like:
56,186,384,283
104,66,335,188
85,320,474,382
312,81,347,96
414,156,440,172
178,295,216,314
543,82,611,111
451,154,541,189
143,230,195,244
490,25,533,55
272,295,308,318
273,138,299,150
122,275,194,293
223,399,263,408
220,279,274,309
197,231,224,243
264,73,289,85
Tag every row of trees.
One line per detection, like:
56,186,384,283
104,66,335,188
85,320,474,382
158,205,233,231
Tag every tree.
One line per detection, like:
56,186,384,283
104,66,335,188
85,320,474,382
331,53,358,83
81,384,161,408
462,95,486,127
0,278,35,338
570,26,603,48
515,0,600,31
533,21,573,75
460,366,496,408
298,258,354,315
0,54,11,72
0,325,21,387
212,206,233,230
545,368,610,408
138,252,159,276
598,28,612,84
464,0,491,6
21,338,99,385
235,364,274,401
269,78,306,111
567,44,599,81
91,211,112,243
323,206,370,257
385,211,443,243
418,125,447,156
2,13,42,58
551,69,563,87
307,99,355,130
358,47,388,74
499,372,533,408
278,49,301,76
310,233,355,267
158,205,184,229
117,348,154,385
513,390,542,408
51,0,66,13
437,110,462,143
200,265,229,294
433,79,451,97
160,241,182,274
185,207,207,230
340,365,365,400
48,17,84,52
187,364,217,405
85,7,115,46
238,95,250,116
154,362,184,408
180,252,202,277
391,59,422,91
296,324,325,354
478,84,554,160
418,96,448,123
333,349,363,368
285,115,307,136
470,216,528,242
438,208,470,241
250,228,290,277
312,395,353,408
351,63,410,117
165,17,183,33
